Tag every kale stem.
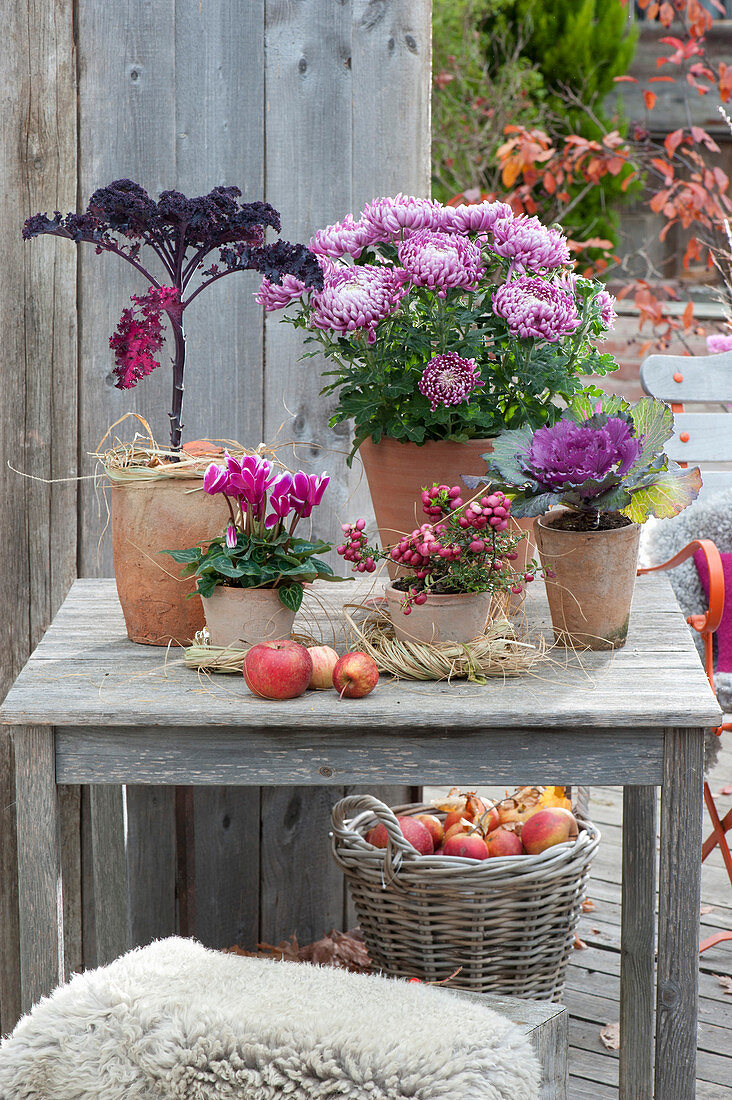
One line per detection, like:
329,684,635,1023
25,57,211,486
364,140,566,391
168,319,186,456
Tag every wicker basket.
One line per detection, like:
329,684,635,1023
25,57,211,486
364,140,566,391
331,794,600,1000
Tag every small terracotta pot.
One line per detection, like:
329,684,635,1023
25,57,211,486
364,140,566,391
202,586,296,648
111,476,230,647
384,585,499,645
358,436,535,576
535,512,641,650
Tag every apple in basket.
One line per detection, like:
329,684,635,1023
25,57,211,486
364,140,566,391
484,828,524,858
243,641,313,700
365,816,434,854
521,809,578,855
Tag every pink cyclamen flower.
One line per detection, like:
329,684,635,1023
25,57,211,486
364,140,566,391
418,353,484,412
442,200,513,235
203,463,230,495
225,525,237,549
310,267,406,341
265,473,293,528
224,453,277,515
362,194,445,240
309,214,377,259
289,471,330,518
491,215,570,274
398,230,484,297
492,276,580,340
707,333,732,354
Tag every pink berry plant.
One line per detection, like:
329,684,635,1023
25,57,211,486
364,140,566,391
256,193,620,462
337,484,547,613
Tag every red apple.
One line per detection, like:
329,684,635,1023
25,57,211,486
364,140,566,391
416,813,444,848
444,810,474,833
332,651,379,699
306,645,339,690
443,834,489,860
521,808,575,855
484,828,524,858
243,640,313,700
444,821,471,843
365,816,433,854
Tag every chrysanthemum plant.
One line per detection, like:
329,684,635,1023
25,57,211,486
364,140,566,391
468,394,702,526
256,194,619,462
23,179,323,454
165,453,339,611
338,483,547,613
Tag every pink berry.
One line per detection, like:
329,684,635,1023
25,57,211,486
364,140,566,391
448,486,462,498
511,585,522,594
524,573,534,582
489,516,503,527
356,518,366,530
337,544,346,554
414,593,428,605
403,606,412,615
469,540,484,552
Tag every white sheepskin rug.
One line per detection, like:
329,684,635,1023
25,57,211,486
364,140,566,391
0,937,540,1100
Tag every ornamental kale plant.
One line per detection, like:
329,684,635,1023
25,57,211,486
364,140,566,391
165,452,339,610
23,179,323,453
338,483,546,613
255,194,619,462
472,394,702,525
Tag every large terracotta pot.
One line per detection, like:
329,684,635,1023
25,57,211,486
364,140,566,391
535,512,641,650
110,475,230,646
384,585,502,645
358,436,535,574
201,586,296,648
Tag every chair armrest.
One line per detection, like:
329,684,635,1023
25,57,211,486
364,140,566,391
637,538,725,635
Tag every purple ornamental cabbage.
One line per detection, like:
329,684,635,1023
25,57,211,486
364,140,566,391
524,416,641,492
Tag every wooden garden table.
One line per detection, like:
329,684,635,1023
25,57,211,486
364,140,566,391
0,574,721,1098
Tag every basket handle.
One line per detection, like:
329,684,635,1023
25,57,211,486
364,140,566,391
331,794,423,883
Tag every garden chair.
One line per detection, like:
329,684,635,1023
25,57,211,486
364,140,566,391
638,349,732,952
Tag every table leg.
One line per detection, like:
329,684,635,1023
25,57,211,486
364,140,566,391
13,725,64,1012
620,784,657,1099
655,726,704,1099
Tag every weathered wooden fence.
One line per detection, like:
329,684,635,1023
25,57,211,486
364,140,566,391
0,0,431,1031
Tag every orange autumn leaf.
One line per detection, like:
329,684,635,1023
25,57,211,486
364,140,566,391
644,90,657,111
682,301,695,330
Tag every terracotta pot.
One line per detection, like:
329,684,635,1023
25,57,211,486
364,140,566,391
111,476,229,646
201,586,296,648
384,584,500,645
358,436,535,576
535,512,641,650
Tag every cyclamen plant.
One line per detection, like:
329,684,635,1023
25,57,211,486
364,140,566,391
165,453,338,611
256,194,619,461
473,395,702,526
338,484,546,613
23,179,323,453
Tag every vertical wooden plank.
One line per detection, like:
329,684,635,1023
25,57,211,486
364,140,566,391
126,785,177,946
80,786,98,970
0,0,77,1030
77,1,179,955
174,0,265,447
260,0,353,944
76,0,177,576
260,785,347,944
13,726,64,1012
655,727,704,1099
193,788,261,949
89,785,129,965
619,784,657,1100
59,785,83,977
175,0,266,952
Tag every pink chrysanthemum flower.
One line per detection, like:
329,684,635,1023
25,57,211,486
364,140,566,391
595,288,617,331
493,276,579,341
418,352,484,412
309,266,406,341
442,200,513,235
398,230,484,297
309,214,376,259
362,194,445,240
255,273,309,311
491,215,570,274
707,333,732,354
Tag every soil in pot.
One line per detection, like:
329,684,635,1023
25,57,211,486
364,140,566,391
535,510,641,651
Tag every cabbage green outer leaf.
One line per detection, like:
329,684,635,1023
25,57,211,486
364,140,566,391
621,464,702,523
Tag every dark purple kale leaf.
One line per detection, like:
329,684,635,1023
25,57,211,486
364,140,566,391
218,240,324,290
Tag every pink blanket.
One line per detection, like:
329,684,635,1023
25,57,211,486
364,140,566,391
694,548,732,673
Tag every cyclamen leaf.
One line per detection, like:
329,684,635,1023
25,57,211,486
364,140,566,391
278,584,304,612
621,464,702,523
164,547,203,564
